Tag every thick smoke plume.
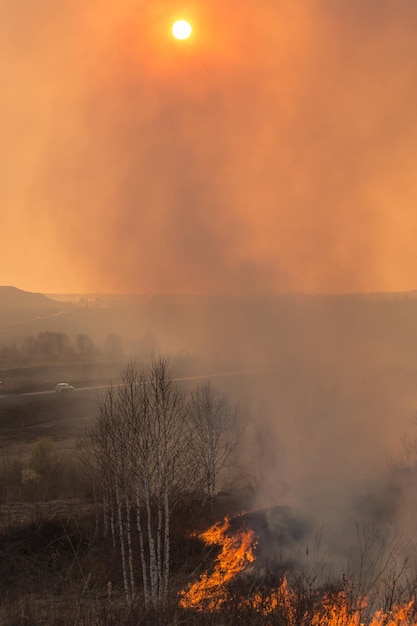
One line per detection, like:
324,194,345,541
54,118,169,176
2,0,417,294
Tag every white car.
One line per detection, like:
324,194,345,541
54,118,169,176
55,382,74,393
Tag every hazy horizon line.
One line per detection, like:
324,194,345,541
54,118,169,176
4,285,417,303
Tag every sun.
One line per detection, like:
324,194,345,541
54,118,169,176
172,20,192,40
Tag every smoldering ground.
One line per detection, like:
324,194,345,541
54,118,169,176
2,0,417,294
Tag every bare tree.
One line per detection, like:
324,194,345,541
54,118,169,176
85,357,190,608
86,384,134,604
188,381,241,506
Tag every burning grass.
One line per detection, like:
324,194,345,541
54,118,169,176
178,515,417,625
1,504,417,625
179,516,256,611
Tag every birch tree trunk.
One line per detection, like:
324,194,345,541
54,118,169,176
134,480,149,608
125,493,135,598
114,475,131,605
84,357,192,609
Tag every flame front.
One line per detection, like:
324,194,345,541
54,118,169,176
179,516,417,624
310,593,415,626
179,516,255,611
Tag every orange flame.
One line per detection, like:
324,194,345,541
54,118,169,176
179,516,256,611
310,592,415,626
250,575,297,622
179,516,417,624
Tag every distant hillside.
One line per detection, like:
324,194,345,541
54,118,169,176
0,286,58,309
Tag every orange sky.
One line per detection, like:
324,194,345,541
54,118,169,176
2,0,417,295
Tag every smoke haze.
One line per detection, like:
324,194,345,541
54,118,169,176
2,0,417,294
3,0,417,573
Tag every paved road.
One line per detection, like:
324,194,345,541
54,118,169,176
2,369,255,399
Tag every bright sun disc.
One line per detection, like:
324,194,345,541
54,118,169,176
172,20,192,40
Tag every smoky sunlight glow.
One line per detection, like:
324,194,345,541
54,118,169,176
2,0,417,296
172,19,192,40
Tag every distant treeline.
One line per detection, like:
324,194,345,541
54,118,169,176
0,330,157,361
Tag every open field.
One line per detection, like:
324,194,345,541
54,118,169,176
0,359,121,461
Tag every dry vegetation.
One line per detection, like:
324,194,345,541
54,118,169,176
2,292,417,623
0,356,251,625
1,364,417,626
